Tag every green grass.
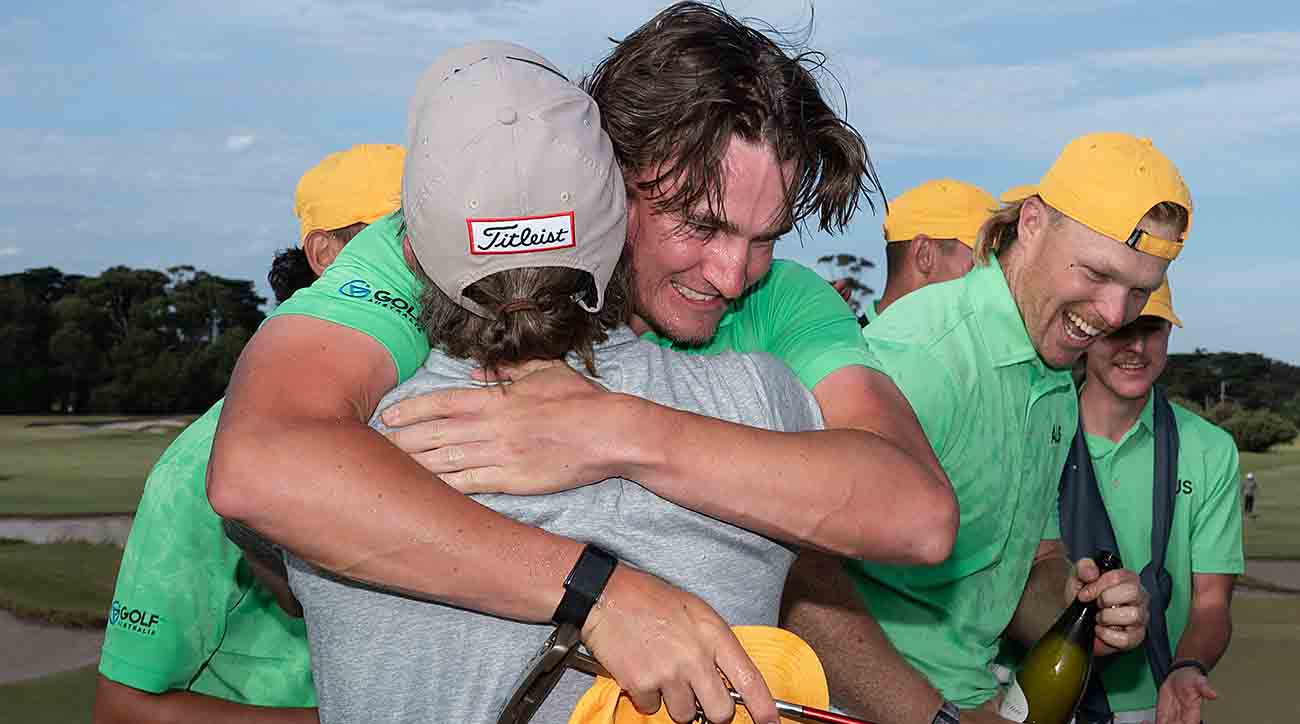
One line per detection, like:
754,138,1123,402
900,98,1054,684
0,415,186,515
0,541,123,626
1240,441,1300,559
0,664,98,724
1202,597,1300,724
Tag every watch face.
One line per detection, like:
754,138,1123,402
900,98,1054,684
496,624,582,724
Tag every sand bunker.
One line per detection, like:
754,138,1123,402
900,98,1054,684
0,515,133,546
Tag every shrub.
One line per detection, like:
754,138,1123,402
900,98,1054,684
1221,409,1300,452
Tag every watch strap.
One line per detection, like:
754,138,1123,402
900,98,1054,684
1168,659,1208,678
552,545,617,630
932,699,960,724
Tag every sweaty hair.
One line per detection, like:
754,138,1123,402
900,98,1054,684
268,222,368,303
974,197,1189,264
583,1,882,234
413,255,631,377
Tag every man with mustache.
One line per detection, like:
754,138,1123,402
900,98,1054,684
1059,280,1242,724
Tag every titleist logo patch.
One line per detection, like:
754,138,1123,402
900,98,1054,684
467,212,576,255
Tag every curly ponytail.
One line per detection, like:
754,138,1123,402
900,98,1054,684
416,261,630,377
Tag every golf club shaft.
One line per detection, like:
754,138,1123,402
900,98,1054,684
569,652,877,724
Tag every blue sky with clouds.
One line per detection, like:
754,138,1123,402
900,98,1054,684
3,1,1298,362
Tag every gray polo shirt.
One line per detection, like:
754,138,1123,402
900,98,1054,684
289,326,823,724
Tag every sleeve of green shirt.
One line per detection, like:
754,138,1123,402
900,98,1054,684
270,212,430,383
1190,430,1245,574
860,339,962,458
742,260,870,390
98,406,240,693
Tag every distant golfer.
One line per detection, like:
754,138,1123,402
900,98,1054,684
1243,472,1258,517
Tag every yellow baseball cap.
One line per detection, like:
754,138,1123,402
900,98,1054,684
293,143,405,244
1037,132,1191,261
999,184,1038,203
882,179,997,249
567,626,829,724
1139,278,1181,327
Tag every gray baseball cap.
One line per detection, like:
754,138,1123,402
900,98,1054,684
402,41,626,318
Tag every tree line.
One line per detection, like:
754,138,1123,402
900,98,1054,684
2,264,1298,451
1,266,264,414
1162,350,1300,452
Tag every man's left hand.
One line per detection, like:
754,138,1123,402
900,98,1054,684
379,360,622,494
1067,557,1150,655
1155,666,1217,724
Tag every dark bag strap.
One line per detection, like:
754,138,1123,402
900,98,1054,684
1058,386,1180,723
1143,385,1180,685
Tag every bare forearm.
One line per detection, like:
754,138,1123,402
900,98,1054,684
621,395,955,563
94,676,318,724
1004,551,1071,647
781,552,944,724
1174,603,1232,670
208,411,580,622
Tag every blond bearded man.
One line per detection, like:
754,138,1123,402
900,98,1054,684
787,133,1192,724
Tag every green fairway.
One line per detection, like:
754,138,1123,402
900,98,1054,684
1240,441,1300,559
0,415,186,515
1202,597,1300,724
0,541,123,626
0,664,98,724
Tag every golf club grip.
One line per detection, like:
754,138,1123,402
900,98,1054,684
570,652,878,724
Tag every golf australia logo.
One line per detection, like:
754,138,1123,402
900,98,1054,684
339,279,372,299
110,599,161,636
336,278,419,327
467,212,576,255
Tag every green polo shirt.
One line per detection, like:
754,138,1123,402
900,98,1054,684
101,402,318,706
844,257,1077,707
1083,393,1244,713
100,213,426,706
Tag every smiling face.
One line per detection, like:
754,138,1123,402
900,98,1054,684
1004,197,1173,370
624,137,795,344
1086,315,1173,401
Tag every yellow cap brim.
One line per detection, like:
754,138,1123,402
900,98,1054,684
999,184,1038,203
567,627,829,724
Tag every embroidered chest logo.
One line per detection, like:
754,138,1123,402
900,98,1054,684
1050,424,1062,445
467,211,575,255
1177,479,1194,495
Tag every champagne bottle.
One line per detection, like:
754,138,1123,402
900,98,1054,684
998,551,1123,724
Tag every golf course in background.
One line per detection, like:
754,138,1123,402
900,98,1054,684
1,416,1297,723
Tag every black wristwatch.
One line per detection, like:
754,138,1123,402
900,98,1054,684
552,544,618,630
932,699,960,724
1168,659,1209,678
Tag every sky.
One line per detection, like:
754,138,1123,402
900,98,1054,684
3,0,1299,362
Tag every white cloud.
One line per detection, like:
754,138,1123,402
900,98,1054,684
225,133,257,151
0,246,20,256
828,30,1300,183
1092,31,1300,71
